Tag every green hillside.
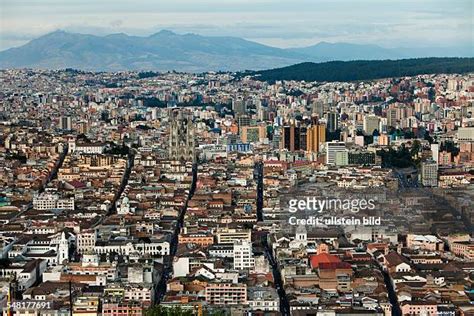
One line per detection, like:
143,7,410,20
254,57,474,82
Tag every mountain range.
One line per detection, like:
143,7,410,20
0,30,472,72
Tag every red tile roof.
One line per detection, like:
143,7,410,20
309,253,341,269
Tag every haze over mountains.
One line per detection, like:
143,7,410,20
0,30,471,72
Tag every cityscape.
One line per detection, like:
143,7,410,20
0,1,473,316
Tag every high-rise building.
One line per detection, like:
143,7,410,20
59,115,72,130
306,124,326,153
327,112,339,132
233,98,246,116
363,115,380,135
387,108,398,127
430,143,439,164
312,100,325,118
421,159,438,187
299,127,307,151
281,123,301,151
240,125,266,143
326,141,347,165
168,110,195,162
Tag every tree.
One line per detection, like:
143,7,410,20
144,306,194,316
423,130,434,144
378,143,416,168
410,140,421,158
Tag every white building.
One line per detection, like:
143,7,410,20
76,229,97,254
94,239,170,256
233,240,255,270
68,139,105,154
33,192,74,211
326,141,347,165
421,159,438,187
430,143,439,164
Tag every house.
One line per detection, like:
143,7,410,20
383,251,411,273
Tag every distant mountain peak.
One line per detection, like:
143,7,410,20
150,29,176,37
43,29,68,37
106,32,128,38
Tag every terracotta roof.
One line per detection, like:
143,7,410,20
309,253,341,269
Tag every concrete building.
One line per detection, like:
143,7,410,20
421,159,438,187
306,123,326,153
240,125,266,143
363,115,380,135
326,141,347,165
59,115,72,130
233,240,255,270
205,283,247,305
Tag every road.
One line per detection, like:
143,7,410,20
255,161,263,222
155,162,198,304
106,152,135,216
91,151,135,228
379,266,402,316
255,162,290,316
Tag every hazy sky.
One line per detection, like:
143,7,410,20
0,0,472,50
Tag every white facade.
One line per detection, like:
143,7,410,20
233,240,255,270
326,141,347,165
33,193,74,211
76,230,97,254
94,240,170,256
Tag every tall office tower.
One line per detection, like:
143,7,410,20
59,115,72,130
363,115,380,135
387,108,398,127
306,124,326,153
327,112,339,132
233,98,246,116
281,123,301,151
421,159,438,187
312,100,325,118
299,127,308,151
256,99,265,121
169,110,196,162
326,141,347,165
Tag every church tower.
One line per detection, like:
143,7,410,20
58,231,69,264
168,109,196,162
